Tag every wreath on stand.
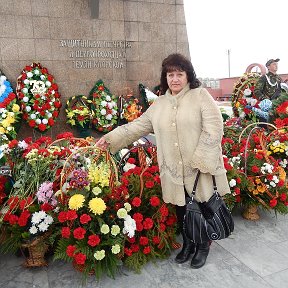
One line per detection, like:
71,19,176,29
65,95,93,138
231,72,261,120
0,71,21,143
89,80,118,133
16,63,62,132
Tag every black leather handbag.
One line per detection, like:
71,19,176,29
184,170,234,243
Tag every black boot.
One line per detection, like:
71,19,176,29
190,241,210,269
175,232,195,264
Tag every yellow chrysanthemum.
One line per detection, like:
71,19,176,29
89,197,106,215
0,127,6,134
88,162,110,187
68,194,85,210
12,104,20,112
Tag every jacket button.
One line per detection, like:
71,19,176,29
174,143,178,146
172,123,176,126
173,106,177,110
178,161,182,165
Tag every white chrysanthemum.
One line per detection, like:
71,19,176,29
117,208,127,219
244,88,251,96
107,102,113,109
45,81,51,87
1,113,6,119
42,118,48,124
105,114,112,120
22,88,28,94
34,69,40,75
94,250,105,261
40,75,46,80
100,108,106,115
47,112,52,118
18,140,28,149
25,106,31,112
92,186,102,196
30,114,36,119
123,215,136,238
27,72,33,78
124,202,131,212
123,162,136,172
111,109,117,115
111,225,120,236
29,226,38,234
23,96,29,102
270,181,276,188
106,95,111,101
35,119,41,124
38,222,49,232
44,215,53,225
23,79,30,85
229,179,236,188
100,100,107,107
7,126,12,131
100,224,110,234
111,244,121,254
31,211,46,224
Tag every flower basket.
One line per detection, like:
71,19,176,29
21,231,51,267
242,204,260,220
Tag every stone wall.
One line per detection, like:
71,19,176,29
0,0,190,138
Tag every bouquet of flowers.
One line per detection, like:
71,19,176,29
89,80,118,133
115,144,178,272
53,147,136,279
0,181,58,254
0,73,21,143
16,63,62,132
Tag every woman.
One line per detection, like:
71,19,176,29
96,53,230,269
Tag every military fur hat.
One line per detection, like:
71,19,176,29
265,58,280,67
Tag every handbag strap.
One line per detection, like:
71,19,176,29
190,170,218,200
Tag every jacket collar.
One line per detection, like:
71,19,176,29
165,84,191,103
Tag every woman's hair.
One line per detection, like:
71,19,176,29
160,53,201,94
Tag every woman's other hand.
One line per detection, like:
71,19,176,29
95,137,109,150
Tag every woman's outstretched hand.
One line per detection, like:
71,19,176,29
95,137,109,150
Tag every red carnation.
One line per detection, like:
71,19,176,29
58,211,67,222
54,101,62,108
266,175,273,181
66,245,76,257
38,124,47,131
159,223,166,231
40,203,53,211
143,246,151,255
52,111,59,118
139,236,149,246
278,179,285,187
136,222,143,232
61,227,71,238
28,120,36,127
159,205,169,217
73,227,86,240
280,193,287,202
133,212,143,223
48,118,54,126
143,218,154,230
127,158,136,164
8,214,19,225
80,214,91,224
234,187,240,195
66,210,78,220
251,166,259,173
124,248,132,256
152,236,161,245
18,210,31,227
269,198,277,208
131,244,140,252
74,253,86,265
87,234,101,247
8,139,18,149
131,197,141,207
150,196,160,207
145,181,154,188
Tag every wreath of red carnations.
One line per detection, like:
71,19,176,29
16,63,62,132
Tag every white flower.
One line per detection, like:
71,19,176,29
124,202,131,212
45,81,51,87
105,114,112,120
111,244,121,254
244,88,251,96
27,72,33,78
7,126,12,131
29,226,38,235
94,250,105,260
38,222,49,232
123,162,136,172
100,224,110,234
229,179,236,187
46,112,52,118
100,108,106,115
30,114,36,119
107,102,113,109
34,69,40,75
106,95,111,101
112,109,117,115
1,113,6,119
23,79,30,85
111,225,120,236
18,140,28,149
26,106,31,112
40,75,46,80
22,88,28,94
101,100,107,107
123,215,136,238
270,181,276,188
23,96,29,102
42,118,48,124
92,186,102,195
44,215,53,225
31,211,46,224
117,208,127,219
35,119,41,124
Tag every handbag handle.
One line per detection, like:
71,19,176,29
190,170,218,201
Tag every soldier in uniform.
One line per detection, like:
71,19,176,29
254,58,282,100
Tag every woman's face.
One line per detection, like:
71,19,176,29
166,70,188,95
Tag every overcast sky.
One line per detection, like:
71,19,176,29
183,0,288,79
